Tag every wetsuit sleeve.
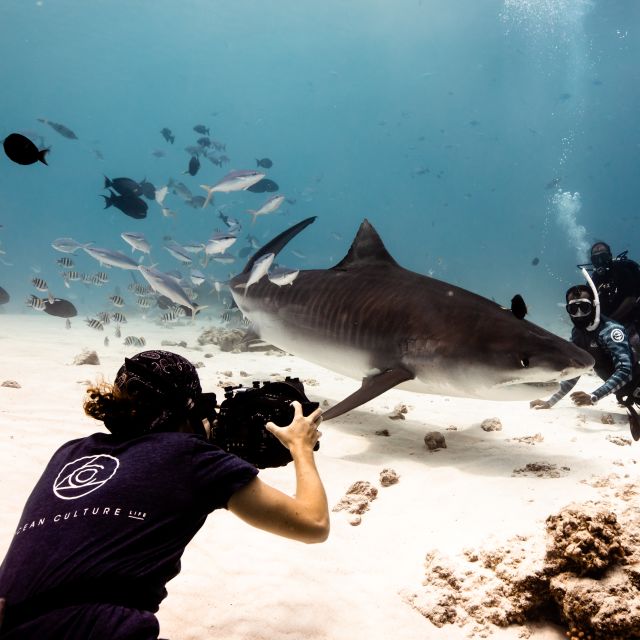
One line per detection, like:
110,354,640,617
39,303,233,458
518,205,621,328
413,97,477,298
547,378,579,407
590,326,634,401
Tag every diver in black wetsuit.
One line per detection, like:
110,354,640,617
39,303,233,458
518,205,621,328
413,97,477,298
530,282,640,439
589,241,640,339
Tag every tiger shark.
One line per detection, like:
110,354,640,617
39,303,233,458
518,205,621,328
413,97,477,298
229,217,594,420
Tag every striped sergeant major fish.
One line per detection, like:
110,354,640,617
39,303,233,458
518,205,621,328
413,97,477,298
109,295,125,307
136,297,152,309
31,277,48,292
85,318,104,331
26,295,47,311
111,312,127,323
124,336,146,346
96,312,111,325
160,306,187,323
128,283,153,296
56,257,74,268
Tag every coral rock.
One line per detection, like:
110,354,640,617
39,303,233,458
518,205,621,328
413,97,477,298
481,417,502,432
424,431,447,451
380,468,399,486
73,349,100,365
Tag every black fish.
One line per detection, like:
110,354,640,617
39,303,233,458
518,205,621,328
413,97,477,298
44,298,77,318
188,195,206,208
531,257,540,266
104,176,142,197
197,136,211,147
256,157,273,168
193,124,209,135
510,294,527,320
187,155,200,176
0,286,9,305
3,133,49,166
160,127,175,144
139,179,156,200
101,189,148,220
37,118,78,139
246,178,279,193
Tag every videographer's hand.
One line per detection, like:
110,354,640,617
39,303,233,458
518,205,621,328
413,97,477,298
265,401,323,453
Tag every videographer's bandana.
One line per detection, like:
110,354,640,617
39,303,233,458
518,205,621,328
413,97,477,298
112,350,202,434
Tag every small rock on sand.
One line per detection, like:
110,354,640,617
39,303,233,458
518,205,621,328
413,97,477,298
333,481,378,521
512,462,570,478
1,380,21,388
73,349,100,365
375,429,390,437
161,340,187,348
424,431,446,451
388,403,409,420
481,417,502,432
600,413,615,425
380,468,399,486
606,435,631,447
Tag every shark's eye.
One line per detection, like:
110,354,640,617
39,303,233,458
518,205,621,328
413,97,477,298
520,356,530,368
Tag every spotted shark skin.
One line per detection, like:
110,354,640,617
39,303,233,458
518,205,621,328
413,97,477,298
230,217,594,420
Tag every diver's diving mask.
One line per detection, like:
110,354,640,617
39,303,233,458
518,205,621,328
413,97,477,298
566,299,593,317
591,251,611,270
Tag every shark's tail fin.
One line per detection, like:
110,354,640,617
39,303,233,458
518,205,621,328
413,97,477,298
239,216,316,276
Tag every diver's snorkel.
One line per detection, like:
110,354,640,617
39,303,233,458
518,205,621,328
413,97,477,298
581,267,601,331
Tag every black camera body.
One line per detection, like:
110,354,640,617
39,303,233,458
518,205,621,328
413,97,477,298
209,376,319,468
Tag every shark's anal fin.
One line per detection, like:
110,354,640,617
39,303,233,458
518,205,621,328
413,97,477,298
322,367,415,421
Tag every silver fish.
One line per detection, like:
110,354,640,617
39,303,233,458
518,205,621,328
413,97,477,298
83,246,140,270
138,265,205,317
200,170,265,208
234,252,274,297
51,237,92,254
121,232,151,254
268,266,300,287
247,195,285,225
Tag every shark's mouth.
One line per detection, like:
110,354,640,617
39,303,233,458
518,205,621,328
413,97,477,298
520,381,560,391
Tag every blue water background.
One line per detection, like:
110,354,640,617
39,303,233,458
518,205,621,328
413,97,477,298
0,0,639,335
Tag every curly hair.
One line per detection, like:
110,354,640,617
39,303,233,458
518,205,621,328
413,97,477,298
83,378,155,433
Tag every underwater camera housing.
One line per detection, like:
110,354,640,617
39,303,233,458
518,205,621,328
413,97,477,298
210,376,320,468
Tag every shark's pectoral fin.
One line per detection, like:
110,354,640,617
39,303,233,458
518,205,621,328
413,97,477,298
322,367,415,421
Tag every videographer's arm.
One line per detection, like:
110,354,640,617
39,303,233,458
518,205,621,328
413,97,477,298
227,402,329,544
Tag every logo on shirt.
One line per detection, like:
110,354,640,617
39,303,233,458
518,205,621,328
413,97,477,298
610,328,625,343
53,455,120,500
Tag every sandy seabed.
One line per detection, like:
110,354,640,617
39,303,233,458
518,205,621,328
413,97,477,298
1,313,639,640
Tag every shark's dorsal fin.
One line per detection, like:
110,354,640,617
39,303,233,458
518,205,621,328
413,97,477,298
332,219,399,270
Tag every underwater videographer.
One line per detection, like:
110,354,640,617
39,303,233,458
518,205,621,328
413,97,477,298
0,350,329,639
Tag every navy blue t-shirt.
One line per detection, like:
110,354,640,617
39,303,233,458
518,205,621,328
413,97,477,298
0,431,258,637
